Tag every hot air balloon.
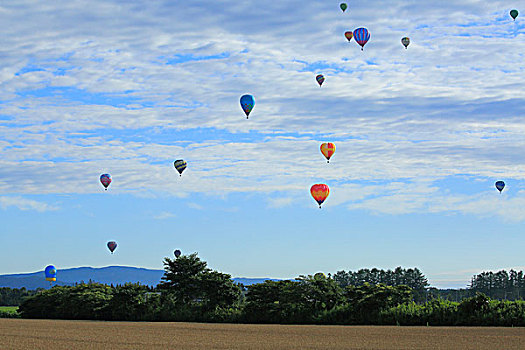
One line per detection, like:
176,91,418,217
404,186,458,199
495,181,505,193
311,184,330,208
401,37,410,49
320,143,336,163
240,94,255,119
174,160,187,176
316,74,325,87
353,28,370,50
45,265,57,282
174,249,181,258
107,241,117,254
100,174,111,191
344,31,353,42
510,9,519,20
340,3,347,12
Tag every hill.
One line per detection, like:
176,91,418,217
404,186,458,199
0,266,280,289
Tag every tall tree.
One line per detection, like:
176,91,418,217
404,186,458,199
157,253,242,312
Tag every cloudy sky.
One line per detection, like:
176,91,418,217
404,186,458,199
1,0,524,288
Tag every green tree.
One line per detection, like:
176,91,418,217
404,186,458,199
157,253,242,320
345,283,413,323
108,283,152,321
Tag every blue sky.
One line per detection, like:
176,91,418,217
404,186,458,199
1,1,524,288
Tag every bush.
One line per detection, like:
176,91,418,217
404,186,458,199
0,307,20,318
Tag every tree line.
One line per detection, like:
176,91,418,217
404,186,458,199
470,270,525,300
0,287,42,306
11,254,525,325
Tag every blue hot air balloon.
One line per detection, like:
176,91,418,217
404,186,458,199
240,94,255,119
174,249,181,258
45,265,57,282
353,28,370,50
174,160,187,176
495,181,505,193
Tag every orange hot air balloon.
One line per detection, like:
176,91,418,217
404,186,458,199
311,184,330,208
320,143,336,163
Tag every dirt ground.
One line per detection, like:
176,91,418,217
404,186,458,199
1,319,524,350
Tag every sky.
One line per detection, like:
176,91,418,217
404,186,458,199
1,0,524,289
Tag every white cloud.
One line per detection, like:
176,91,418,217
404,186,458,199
153,211,176,220
1,0,525,220
267,197,294,208
188,202,203,210
0,196,58,212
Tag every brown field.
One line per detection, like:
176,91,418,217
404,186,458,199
1,319,524,350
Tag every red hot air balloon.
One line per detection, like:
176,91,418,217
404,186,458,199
311,184,330,208
344,31,353,42
107,241,117,254
100,174,112,190
320,143,336,163
353,28,370,50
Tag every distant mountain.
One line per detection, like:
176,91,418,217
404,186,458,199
232,278,282,286
0,266,281,290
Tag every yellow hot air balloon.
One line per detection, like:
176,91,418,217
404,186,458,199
320,143,336,163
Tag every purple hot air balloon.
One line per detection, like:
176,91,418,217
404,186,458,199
353,28,370,50
107,241,117,254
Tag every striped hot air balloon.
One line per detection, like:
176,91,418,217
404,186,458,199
353,28,370,50
174,160,187,176
316,74,325,87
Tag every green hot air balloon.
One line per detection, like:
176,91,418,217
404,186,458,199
340,3,347,12
401,37,410,49
510,9,519,21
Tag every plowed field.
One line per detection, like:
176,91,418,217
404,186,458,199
1,319,524,349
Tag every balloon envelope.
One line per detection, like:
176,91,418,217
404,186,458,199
174,249,181,258
401,37,410,49
45,265,57,282
353,28,370,50
100,174,111,190
311,184,330,208
107,241,117,253
240,94,255,118
320,143,336,162
510,9,518,20
495,181,505,193
174,160,187,176
344,31,353,42
316,74,325,86
340,3,347,12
